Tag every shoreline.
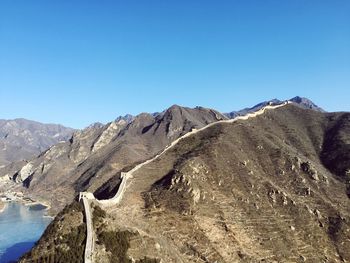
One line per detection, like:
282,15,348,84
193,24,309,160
0,201,7,213
0,191,52,215
0,200,53,218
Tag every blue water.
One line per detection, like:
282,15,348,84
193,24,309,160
0,202,52,263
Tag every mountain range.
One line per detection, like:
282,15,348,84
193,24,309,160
0,96,322,212
224,96,324,118
1,96,349,263
0,118,74,167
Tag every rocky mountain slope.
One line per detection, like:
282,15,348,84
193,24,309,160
20,103,350,263
0,118,74,167
0,97,325,212
1,106,226,213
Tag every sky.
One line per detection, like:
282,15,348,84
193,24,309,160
0,0,349,128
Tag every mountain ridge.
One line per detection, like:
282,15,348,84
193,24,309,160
0,118,75,167
0,97,328,209
19,102,350,263
0,104,228,213
225,96,324,118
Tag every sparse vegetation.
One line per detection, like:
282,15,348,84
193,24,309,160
93,206,160,263
19,201,86,263
92,204,106,228
54,224,86,262
97,230,134,263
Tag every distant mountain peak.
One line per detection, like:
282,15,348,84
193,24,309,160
289,96,324,112
225,96,324,119
0,119,74,166
166,104,186,113
85,122,104,130
115,114,134,124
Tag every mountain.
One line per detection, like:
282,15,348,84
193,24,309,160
20,102,350,262
289,96,325,112
0,119,75,167
225,96,324,118
1,106,226,213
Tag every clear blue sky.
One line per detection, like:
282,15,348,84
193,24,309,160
0,1,349,128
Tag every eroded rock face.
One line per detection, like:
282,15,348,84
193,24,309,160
69,123,105,163
16,162,34,182
91,119,130,153
300,161,319,181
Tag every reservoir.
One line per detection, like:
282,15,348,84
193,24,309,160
0,202,51,263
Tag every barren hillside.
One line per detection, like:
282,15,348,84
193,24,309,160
21,104,350,262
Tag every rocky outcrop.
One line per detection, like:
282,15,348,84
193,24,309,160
15,162,34,182
91,120,128,153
